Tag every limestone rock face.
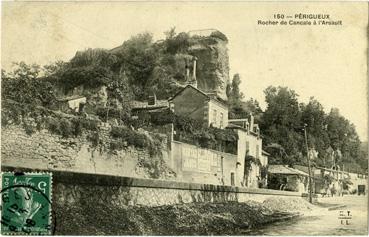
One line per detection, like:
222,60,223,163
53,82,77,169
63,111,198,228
188,30,230,101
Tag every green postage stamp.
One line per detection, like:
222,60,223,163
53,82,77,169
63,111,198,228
1,172,52,235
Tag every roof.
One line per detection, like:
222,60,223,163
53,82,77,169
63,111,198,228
56,95,86,102
268,165,309,177
188,29,219,37
130,100,169,110
168,84,227,106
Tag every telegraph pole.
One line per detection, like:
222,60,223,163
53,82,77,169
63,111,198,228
304,124,313,203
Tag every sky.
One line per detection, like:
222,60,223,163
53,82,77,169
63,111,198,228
1,1,368,140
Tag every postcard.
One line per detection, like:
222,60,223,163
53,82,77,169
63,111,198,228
1,1,368,235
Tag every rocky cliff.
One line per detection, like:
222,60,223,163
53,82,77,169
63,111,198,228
188,30,230,101
64,29,231,101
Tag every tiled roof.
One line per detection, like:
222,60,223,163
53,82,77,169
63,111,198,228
268,165,309,177
56,95,86,102
130,100,169,109
168,85,227,106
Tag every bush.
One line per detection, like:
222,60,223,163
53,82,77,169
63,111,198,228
210,31,228,42
59,118,73,138
47,117,62,135
110,126,163,157
87,132,100,147
23,122,35,135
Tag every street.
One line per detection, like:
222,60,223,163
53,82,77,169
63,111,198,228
249,195,368,235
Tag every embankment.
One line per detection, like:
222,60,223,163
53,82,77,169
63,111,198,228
2,167,311,235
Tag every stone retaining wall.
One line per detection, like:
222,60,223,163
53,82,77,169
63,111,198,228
3,167,302,208
1,125,175,180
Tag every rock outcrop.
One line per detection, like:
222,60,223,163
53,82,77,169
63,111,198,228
188,29,230,101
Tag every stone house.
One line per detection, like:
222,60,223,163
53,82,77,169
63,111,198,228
131,95,170,115
227,115,267,188
56,95,86,113
168,85,229,129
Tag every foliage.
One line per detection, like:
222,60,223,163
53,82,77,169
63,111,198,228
2,62,56,107
2,99,100,140
245,155,262,169
260,165,268,179
261,87,364,172
260,86,305,165
70,48,118,68
210,31,229,42
110,126,163,157
112,33,159,99
323,174,335,185
58,65,112,91
128,109,238,154
164,28,191,54
227,74,262,120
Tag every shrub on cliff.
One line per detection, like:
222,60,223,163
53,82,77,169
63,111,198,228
110,126,163,157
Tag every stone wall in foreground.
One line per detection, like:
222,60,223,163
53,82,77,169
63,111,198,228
2,167,302,208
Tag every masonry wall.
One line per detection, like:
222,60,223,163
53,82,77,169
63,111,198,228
207,99,228,128
171,141,237,186
51,172,302,208
1,125,175,180
1,167,302,209
171,87,208,124
235,129,263,188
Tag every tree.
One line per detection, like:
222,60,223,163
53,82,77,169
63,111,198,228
300,97,330,166
2,62,56,107
260,86,303,164
230,74,244,102
58,65,112,91
113,32,158,99
325,108,362,171
228,74,247,118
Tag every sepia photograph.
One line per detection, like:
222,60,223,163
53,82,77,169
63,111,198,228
1,1,368,235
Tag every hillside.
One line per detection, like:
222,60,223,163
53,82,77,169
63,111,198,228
60,29,230,103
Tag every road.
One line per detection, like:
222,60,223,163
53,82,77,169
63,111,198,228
249,195,368,235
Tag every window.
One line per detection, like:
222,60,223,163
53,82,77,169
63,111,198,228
246,141,250,154
220,112,224,128
231,172,235,186
213,109,217,125
256,145,260,159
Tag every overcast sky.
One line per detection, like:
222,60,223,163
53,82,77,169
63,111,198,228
2,2,368,140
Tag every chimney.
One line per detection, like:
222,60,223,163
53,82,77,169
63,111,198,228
191,56,198,88
192,56,197,80
250,113,254,133
148,93,157,105
185,59,190,81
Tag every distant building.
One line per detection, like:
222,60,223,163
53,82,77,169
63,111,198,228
56,95,86,113
268,165,309,193
131,95,170,115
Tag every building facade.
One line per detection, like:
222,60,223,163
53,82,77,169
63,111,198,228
169,85,228,129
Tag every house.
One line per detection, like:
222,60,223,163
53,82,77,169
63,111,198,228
131,94,170,115
56,95,86,113
268,165,309,193
168,85,228,129
156,56,268,188
227,114,266,188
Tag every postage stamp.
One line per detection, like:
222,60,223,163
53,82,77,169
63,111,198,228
1,172,52,235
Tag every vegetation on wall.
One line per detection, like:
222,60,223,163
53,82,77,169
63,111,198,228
244,155,262,175
2,99,100,139
110,126,164,157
